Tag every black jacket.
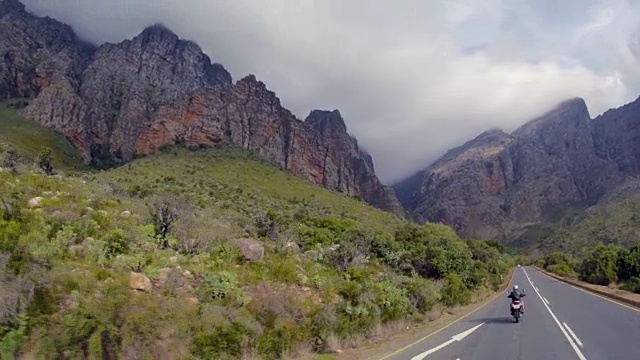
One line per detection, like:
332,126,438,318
507,290,525,301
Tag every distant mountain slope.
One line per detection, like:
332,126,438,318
0,0,403,216
395,96,640,244
0,102,85,170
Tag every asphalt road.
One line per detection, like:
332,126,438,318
382,266,640,360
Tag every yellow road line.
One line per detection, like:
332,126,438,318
376,269,516,360
535,269,640,315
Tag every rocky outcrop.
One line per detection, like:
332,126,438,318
0,0,93,99
592,96,640,176
0,0,402,216
395,98,625,242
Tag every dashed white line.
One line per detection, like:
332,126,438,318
543,297,550,305
563,322,584,348
522,268,588,360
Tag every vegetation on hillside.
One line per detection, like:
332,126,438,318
527,178,640,255
0,102,86,172
535,243,640,294
0,113,514,360
531,179,640,294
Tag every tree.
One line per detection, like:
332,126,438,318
37,146,54,175
147,195,182,248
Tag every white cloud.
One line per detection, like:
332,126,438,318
21,0,640,183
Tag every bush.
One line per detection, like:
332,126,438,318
402,277,439,313
326,231,371,272
579,244,623,286
193,322,249,359
618,243,640,282
37,147,54,175
547,263,577,278
621,277,640,294
440,273,471,307
103,229,129,257
373,280,411,322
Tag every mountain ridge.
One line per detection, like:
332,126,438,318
394,95,638,243
0,0,404,216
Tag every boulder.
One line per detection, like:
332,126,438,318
27,197,43,208
130,272,152,292
232,238,265,261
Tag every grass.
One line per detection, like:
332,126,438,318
0,105,86,171
102,145,402,235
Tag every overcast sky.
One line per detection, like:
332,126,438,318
22,0,640,183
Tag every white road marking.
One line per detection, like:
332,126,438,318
522,268,588,360
543,297,550,305
410,323,484,360
563,322,584,348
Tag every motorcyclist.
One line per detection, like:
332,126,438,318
507,285,525,315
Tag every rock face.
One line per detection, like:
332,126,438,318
395,97,629,243
592,96,640,176
0,1,403,216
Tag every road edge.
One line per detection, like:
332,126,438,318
532,266,640,310
372,266,517,360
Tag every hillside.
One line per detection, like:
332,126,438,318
0,103,85,171
0,114,513,359
0,0,403,216
534,177,640,254
394,96,640,248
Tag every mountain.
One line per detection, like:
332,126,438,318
394,96,640,244
0,0,403,216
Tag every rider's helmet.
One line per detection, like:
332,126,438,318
513,285,519,291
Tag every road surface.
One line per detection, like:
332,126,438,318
381,266,640,360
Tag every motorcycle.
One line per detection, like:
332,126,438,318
507,289,525,323
510,300,523,323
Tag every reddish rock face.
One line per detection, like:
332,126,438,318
0,2,403,217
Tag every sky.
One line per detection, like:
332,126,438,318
21,0,640,183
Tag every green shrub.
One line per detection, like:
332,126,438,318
621,277,640,294
579,244,623,285
374,280,411,322
402,277,439,313
193,322,249,359
618,243,640,281
103,229,129,257
440,273,471,307
0,315,28,360
547,263,577,278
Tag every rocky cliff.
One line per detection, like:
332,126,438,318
394,97,631,242
0,0,403,216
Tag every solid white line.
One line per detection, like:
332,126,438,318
522,268,587,360
563,322,584,348
543,297,550,305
